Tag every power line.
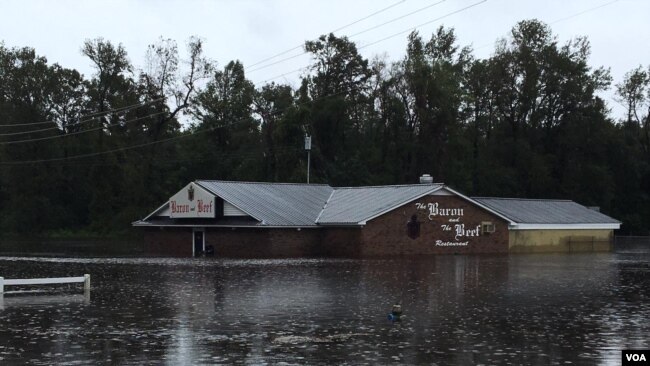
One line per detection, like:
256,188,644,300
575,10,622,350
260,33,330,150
472,0,620,52
0,130,194,165
262,0,617,85
549,0,619,25
349,0,446,39
0,115,104,136
0,98,164,128
0,1,487,163
0,110,168,145
1,144,306,169
0,98,164,136
358,0,487,50
0,86,358,165
247,0,447,74
246,0,407,70
261,0,487,84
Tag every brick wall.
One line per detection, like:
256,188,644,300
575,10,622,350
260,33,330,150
320,227,363,257
206,228,321,258
144,227,192,257
143,194,511,258
359,194,510,256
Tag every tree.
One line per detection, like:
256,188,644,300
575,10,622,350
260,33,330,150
392,28,472,184
0,45,89,232
303,33,373,184
617,66,650,153
253,82,305,181
138,36,214,140
614,65,650,233
189,60,262,181
478,20,612,198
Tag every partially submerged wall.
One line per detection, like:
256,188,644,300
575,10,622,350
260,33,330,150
145,227,323,258
207,228,321,258
144,228,192,257
358,194,510,256
509,229,613,253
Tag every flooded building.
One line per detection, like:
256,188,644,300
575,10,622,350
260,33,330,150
133,177,621,257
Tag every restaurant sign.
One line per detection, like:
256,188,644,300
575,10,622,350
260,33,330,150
169,183,216,218
415,202,480,246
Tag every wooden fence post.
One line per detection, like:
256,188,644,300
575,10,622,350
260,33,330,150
0,277,4,294
83,274,90,291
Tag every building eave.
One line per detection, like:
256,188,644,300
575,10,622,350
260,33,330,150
509,223,621,230
317,223,364,227
132,221,322,229
142,202,170,221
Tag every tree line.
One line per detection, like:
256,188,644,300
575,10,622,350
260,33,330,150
0,19,648,236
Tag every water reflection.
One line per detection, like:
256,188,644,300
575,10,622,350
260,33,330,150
0,293,90,310
0,254,647,364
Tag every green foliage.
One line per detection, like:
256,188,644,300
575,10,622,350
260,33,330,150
0,19,648,235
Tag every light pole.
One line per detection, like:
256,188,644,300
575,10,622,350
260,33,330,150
305,135,311,184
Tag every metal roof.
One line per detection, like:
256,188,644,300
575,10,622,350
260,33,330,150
196,180,333,226
136,180,621,228
316,184,443,225
472,197,621,224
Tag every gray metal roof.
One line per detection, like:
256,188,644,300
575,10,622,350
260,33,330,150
316,184,443,225
472,197,621,224
136,180,621,228
197,180,333,226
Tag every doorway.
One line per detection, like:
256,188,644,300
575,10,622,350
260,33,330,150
193,229,205,257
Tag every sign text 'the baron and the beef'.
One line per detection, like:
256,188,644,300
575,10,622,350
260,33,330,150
415,202,481,246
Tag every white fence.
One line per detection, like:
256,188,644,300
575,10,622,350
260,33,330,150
0,274,90,294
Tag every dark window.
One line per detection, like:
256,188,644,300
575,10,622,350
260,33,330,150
407,215,420,240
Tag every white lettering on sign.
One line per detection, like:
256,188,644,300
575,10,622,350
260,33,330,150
169,183,216,218
415,201,483,247
454,224,481,241
626,354,646,362
435,240,469,246
415,202,464,220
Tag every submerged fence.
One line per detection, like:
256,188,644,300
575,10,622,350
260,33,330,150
0,274,90,294
614,236,650,253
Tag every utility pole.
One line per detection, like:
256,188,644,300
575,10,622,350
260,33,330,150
305,135,311,184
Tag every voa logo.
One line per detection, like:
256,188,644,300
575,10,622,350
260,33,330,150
626,354,646,362
622,350,649,365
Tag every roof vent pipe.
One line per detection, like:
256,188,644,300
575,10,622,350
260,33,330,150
420,174,434,184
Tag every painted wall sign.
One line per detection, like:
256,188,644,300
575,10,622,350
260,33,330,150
169,183,216,218
415,201,481,246
416,202,464,220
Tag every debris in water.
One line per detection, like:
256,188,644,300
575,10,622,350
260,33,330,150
272,333,366,345
388,303,403,322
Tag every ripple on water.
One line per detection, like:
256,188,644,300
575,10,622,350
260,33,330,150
0,253,648,364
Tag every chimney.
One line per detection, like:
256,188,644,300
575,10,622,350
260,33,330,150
419,174,434,184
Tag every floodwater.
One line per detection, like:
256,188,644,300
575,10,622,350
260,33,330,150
0,253,648,365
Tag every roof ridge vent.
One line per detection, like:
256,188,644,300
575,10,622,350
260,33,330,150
419,174,434,184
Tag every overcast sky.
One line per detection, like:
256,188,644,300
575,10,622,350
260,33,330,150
1,0,648,119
